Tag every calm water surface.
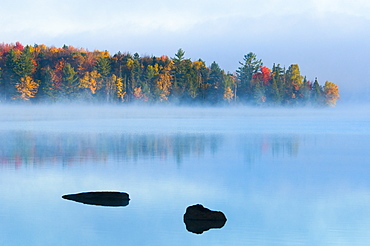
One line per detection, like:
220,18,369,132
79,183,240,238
0,105,370,246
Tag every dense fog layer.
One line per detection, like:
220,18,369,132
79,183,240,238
0,103,369,135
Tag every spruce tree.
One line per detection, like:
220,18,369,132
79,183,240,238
62,63,79,99
236,52,262,102
311,78,324,105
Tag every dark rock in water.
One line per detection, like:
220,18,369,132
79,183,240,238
183,204,227,234
62,191,130,207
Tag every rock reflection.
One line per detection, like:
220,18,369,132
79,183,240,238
62,191,130,207
183,204,227,234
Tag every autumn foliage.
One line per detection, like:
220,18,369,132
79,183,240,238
0,42,339,106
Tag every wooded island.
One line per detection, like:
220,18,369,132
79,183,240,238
0,42,339,106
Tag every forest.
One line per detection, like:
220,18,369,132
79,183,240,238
0,42,339,106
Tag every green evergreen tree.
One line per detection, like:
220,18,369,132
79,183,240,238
205,61,223,103
128,57,142,100
62,63,79,99
184,62,198,100
173,48,185,63
144,64,158,101
299,76,311,105
171,48,188,100
38,67,57,101
270,77,281,104
95,56,111,77
14,46,36,78
192,59,208,101
236,52,263,102
2,49,18,99
311,78,324,106
252,80,266,105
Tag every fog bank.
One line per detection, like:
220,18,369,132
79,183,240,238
0,103,369,135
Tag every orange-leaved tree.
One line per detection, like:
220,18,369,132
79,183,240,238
13,76,39,100
323,81,339,106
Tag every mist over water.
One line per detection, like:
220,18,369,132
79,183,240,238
1,103,368,134
1,103,370,245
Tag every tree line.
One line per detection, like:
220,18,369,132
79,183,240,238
0,42,339,106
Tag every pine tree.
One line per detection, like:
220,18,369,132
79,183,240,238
38,67,56,101
270,76,281,104
270,64,285,105
172,48,188,99
236,52,263,102
62,63,79,99
2,49,19,99
205,62,223,103
14,46,36,78
95,56,111,77
193,59,208,101
311,78,324,106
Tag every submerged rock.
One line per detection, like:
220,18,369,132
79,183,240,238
183,204,227,234
62,191,130,207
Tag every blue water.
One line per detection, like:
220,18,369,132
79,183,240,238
0,105,370,245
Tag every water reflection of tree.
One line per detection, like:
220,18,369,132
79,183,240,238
0,131,222,168
270,135,300,157
240,134,300,164
0,132,301,168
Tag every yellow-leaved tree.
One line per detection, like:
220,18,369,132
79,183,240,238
79,70,102,94
154,62,173,102
13,76,39,100
323,81,339,106
286,64,303,100
223,87,234,103
115,75,126,102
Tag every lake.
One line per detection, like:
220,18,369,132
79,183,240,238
0,104,370,246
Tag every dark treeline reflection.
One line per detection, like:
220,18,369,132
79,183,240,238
0,131,301,168
0,131,222,167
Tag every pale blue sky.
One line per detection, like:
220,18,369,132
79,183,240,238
1,0,369,100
